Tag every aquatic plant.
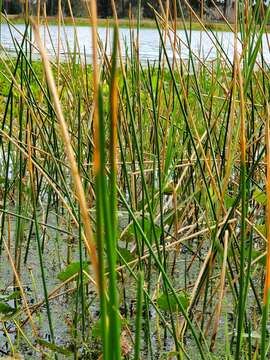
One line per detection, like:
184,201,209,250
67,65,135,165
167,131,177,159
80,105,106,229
0,0,270,359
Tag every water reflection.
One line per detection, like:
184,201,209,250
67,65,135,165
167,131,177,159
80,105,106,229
0,23,270,66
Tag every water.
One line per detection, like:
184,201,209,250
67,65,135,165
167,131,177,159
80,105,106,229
1,23,270,64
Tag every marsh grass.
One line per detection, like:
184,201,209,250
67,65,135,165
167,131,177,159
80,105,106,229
1,0,270,359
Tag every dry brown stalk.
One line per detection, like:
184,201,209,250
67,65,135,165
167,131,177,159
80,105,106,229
30,18,99,289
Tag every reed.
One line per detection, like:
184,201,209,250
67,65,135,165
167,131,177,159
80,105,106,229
0,0,270,359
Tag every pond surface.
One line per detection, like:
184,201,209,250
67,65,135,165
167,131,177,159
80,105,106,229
1,23,270,64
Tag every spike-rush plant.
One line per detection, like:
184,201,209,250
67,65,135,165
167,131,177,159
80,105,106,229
1,0,270,359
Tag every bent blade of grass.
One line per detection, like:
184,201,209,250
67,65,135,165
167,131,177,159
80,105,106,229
30,18,99,287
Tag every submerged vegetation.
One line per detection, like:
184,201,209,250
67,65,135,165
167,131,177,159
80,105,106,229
1,0,270,359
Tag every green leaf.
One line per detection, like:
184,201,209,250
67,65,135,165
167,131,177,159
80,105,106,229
4,291,21,301
163,182,174,195
0,177,6,184
253,189,266,205
57,261,88,282
249,249,266,267
36,338,72,355
118,247,135,263
0,302,16,314
224,194,236,209
256,224,266,237
157,292,189,313
121,219,161,244
160,351,181,359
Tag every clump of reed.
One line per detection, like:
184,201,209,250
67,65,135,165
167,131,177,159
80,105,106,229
1,0,270,359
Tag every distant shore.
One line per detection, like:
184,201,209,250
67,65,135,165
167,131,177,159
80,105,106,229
2,14,235,32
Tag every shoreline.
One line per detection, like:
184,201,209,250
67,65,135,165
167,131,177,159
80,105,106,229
3,14,235,32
